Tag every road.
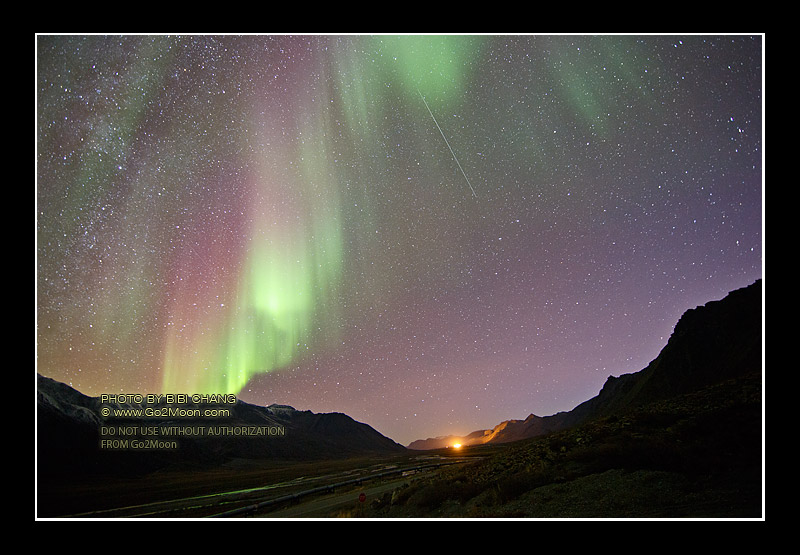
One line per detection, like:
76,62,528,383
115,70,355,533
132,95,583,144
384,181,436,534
257,476,411,518
212,459,464,518
57,455,476,518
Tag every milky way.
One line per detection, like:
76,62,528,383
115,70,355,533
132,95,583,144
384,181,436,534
36,35,763,445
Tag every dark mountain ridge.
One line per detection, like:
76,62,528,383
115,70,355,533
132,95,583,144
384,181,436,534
37,374,407,481
409,279,762,450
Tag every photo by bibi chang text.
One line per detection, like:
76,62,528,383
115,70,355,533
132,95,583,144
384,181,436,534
99,393,237,405
98,393,238,419
96,392,287,450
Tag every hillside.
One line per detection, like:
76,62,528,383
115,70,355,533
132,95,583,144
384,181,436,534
369,371,762,518
409,279,762,450
37,374,406,483
370,280,763,518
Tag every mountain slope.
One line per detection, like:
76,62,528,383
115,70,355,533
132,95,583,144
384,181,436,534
37,374,406,480
409,279,763,449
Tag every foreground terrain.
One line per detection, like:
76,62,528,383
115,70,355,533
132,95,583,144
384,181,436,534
40,369,759,519
356,372,762,518
37,281,763,519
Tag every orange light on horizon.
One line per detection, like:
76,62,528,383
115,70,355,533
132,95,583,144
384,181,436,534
452,443,462,449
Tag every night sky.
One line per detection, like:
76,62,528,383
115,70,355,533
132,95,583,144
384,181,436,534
36,34,763,446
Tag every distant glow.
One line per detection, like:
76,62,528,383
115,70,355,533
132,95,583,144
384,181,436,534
452,443,462,449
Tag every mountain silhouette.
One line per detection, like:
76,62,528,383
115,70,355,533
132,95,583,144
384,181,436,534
409,279,762,450
37,374,407,481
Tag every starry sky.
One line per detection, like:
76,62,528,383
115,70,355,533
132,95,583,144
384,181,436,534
36,34,763,446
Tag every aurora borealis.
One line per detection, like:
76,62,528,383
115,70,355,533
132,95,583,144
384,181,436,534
36,34,763,446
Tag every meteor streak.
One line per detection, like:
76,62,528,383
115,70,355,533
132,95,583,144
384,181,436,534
417,89,477,198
